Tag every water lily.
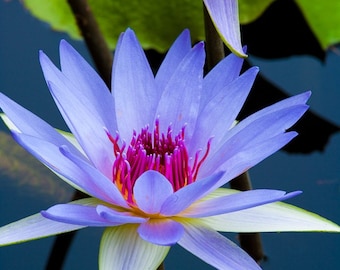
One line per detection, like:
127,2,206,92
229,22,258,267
203,0,247,57
0,29,339,270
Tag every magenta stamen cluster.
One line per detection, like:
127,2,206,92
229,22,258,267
107,120,211,204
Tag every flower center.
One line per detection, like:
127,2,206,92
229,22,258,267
107,119,211,204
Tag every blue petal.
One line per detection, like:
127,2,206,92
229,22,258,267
231,91,311,133
190,67,259,154
160,172,224,216
181,189,301,218
59,145,129,207
59,40,112,104
155,42,205,138
202,94,310,176
112,29,158,141
178,221,261,269
137,219,184,246
200,189,340,233
203,0,247,57
0,93,80,157
59,39,118,133
39,50,116,178
201,50,245,108
41,204,112,226
220,104,309,151
97,205,146,224
133,171,174,214
202,132,298,191
155,29,192,92
11,133,124,204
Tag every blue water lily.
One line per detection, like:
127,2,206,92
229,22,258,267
0,29,339,269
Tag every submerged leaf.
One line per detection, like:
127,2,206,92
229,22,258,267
0,131,74,201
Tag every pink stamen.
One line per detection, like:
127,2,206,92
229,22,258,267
108,121,211,204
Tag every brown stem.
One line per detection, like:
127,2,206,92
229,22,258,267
229,172,265,263
67,0,113,88
45,190,87,270
229,171,253,191
203,4,264,264
157,262,165,270
203,5,225,70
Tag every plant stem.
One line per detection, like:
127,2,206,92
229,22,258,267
45,190,87,270
203,4,264,264
67,0,113,88
157,262,165,270
229,172,265,263
203,5,225,70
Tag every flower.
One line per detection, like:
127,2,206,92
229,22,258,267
0,29,339,270
203,0,247,57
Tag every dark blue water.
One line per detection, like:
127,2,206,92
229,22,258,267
0,1,339,269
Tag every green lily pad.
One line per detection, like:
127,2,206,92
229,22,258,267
295,0,340,49
21,0,274,52
21,0,340,52
22,0,205,52
239,0,275,23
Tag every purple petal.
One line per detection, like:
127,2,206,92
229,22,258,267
41,204,112,226
134,171,173,214
222,104,308,150
258,91,311,114
99,225,170,269
11,132,124,204
203,0,247,57
155,29,192,91
202,101,309,176
96,205,146,224
202,132,298,190
112,29,158,140
178,222,261,269
189,67,259,154
200,190,340,233
202,67,258,137
0,93,80,156
231,91,311,135
59,145,128,207
160,172,224,216
201,50,245,108
59,41,115,121
11,132,85,191
210,91,311,159
137,219,184,246
155,42,205,138
0,213,84,246
39,51,116,178
181,189,301,218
